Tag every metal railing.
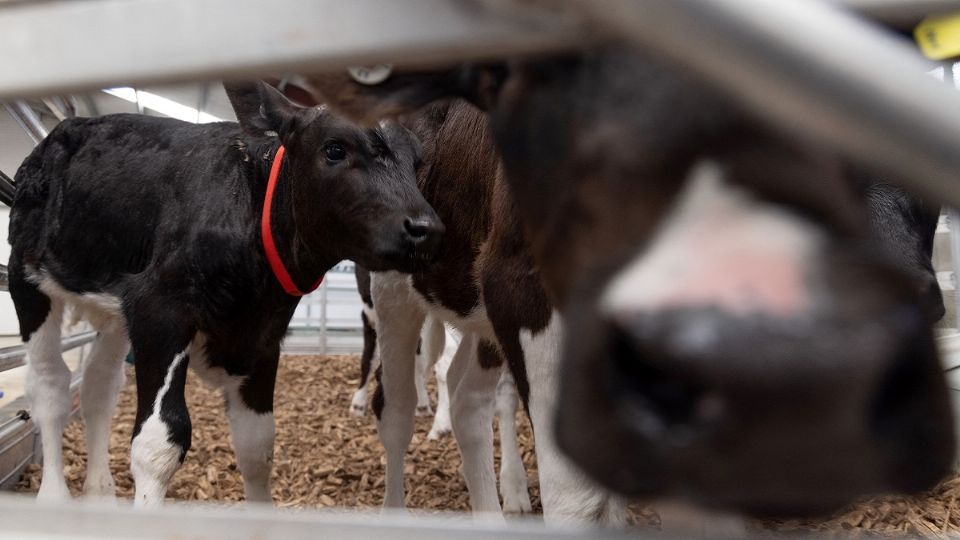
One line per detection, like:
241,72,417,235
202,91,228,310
0,330,96,374
0,0,953,207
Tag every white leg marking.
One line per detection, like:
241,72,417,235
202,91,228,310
350,353,379,417
448,334,504,518
80,328,130,500
350,385,370,417
351,306,380,417
496,370,532,514
130,348,189,508
522,312,627,525
27,300,71,502
225,385,275,504
362,303,379,331
427,349,454,440
372,271,425,510
413,320,438,417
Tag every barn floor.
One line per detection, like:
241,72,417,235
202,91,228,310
12,354,960,536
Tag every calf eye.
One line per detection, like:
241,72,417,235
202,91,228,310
324,143,347,163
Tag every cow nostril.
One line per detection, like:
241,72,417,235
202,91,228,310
403,217,432,240
608,323,720,442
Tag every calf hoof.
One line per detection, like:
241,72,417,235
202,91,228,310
415,404,434,417
36,480,71,503
83,477,117,502
427,426,451,440
349,402,367,417
500,478,533,515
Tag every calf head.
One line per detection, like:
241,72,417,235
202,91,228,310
224,81,443,273
309,48,955,516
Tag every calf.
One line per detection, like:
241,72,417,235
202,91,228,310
9,81,442,506
309,43,954,517
283,81,588,519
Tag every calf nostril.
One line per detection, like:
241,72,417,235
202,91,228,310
608,322,718,442
403,217,433,240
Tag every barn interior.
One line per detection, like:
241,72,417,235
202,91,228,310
3,1,960,538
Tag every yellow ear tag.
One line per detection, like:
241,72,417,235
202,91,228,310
916,12,960,60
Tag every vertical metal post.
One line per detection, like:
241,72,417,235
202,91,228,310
319,282,328,355
944,62,960,332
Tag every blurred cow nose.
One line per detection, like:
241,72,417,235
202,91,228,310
607,316,724,443
594,301,955,512
401,215,443,258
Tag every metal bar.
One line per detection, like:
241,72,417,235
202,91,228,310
0,331,97,374
40,97,67,122
577,0,960,209
0,415,34,489
3,103,40,145
0,0,582,100
12,100,48,140
0,492,637,540
196,83,210,124
0,411,28,438
320,280,328,356
0,169,16,208
834,0,960,27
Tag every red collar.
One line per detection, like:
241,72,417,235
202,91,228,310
261,145,323,296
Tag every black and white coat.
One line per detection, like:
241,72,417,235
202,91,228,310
9,82,441,506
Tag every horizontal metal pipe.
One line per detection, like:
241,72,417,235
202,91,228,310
836,0,960,26
578,0,960,207
0,331,96,373
0,0,583,100
0,491,636,540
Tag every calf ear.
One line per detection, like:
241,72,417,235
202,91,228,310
257,82,304,137
223,81,273,136
223,81,306,138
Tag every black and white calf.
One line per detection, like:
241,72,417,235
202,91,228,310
8,81,442,506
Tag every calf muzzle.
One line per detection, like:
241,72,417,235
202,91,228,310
556,250,956,517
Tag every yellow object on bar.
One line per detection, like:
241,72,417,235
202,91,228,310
916,12,960,60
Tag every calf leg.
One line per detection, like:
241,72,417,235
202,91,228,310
350,308,379,417
81,328,130,499
127,312,195,508
371,272,425,509
495,370,532,514
224,351,277,504
427,349,453,440
415,315,444,416
22,298,70,502
521,312,627,525
449,336,503,516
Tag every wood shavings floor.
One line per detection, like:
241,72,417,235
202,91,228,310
13,354,960,535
